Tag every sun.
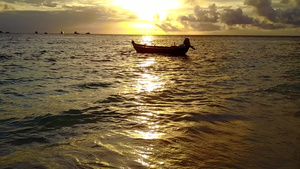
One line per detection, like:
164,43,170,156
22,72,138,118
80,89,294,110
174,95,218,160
112,0,180,21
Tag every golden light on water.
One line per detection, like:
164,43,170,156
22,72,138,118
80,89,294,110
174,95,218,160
126,105,165,140
140,35,153,45
136,74,164,93
135,57,164,93
132,130,164,140
130,107,165,167
139,57,155,67
124,57,169,167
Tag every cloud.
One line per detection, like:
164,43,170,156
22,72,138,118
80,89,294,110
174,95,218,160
188,22,221,31
155,22,180,32
0,9,96,32
219,5,289,30
1,0,58,7
177,4,221,31
158,1,300,33
3,4,15,10
277,6,300,26
181,4,219,23
280,0,290,4
0,4,137,33
220,8,254,25
245,0,300,27
218,7,286,30
1,0,299,34
252,20,287,29
244,0,278,22
155,4,222,32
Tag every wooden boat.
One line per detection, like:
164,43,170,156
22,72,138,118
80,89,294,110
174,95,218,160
132,38,195,55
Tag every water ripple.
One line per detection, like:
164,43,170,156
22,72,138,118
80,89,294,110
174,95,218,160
0,35,299,168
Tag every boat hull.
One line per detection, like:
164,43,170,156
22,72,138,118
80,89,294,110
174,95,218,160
132,41,190,55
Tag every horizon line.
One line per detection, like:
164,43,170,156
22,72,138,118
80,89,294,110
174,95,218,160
1,31,300,37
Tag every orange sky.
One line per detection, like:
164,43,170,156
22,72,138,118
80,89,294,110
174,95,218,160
0,0,300,35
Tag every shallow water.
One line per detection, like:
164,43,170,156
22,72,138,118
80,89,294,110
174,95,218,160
0,34,300,168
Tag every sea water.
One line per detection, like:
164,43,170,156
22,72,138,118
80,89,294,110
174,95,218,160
0,34,300,168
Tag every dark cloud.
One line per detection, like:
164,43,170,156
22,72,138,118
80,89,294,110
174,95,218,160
155,22,180,32
1,0,58,7
280,0,290,4
245,0,300,27
3,4,15,10
175,4,221,32
218,7,286,30
252,20,287,29
178,1,299,32
180,0,241,5
157,0,300,33
1,3,14,10
0,5,135,33
292,0,300,5
244,0,277,22
277,7,300,26
220,8,254,25
181,4,219,23
0,10,91,32
188,22,221,31
219,5,289,30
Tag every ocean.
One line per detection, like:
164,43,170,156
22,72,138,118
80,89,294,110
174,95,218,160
0,34,299,169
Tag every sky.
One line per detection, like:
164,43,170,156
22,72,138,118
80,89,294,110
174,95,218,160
0,0,300,35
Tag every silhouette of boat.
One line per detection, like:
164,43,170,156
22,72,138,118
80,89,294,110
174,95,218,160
35,31,38,34
86,32,90,34
74,31,79,34
132,38,195,55
61,31,64,34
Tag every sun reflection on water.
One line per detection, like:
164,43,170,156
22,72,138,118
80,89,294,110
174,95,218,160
136,74,164,93
140,36,153,45
135,58,165,93
129,107,165,140
128,57,167,167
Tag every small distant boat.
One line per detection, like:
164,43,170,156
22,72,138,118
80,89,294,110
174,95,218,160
132,38,195,55
74,31,79,34
44,32,48,34
86,32,90,34
61,31,64,34
35,31,38,34
0,31,3,33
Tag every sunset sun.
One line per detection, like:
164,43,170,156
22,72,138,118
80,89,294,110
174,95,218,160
112,0,180,21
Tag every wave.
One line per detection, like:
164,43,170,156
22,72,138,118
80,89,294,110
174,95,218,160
0,106,127,146
0,53,12,60
173,112,247,123
265,82,300,98
73,82,112,89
